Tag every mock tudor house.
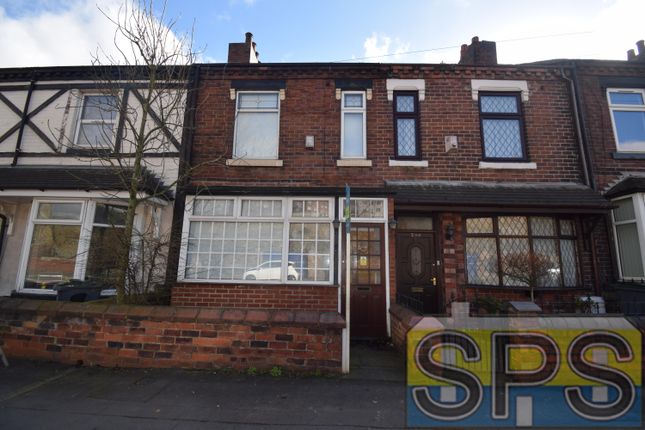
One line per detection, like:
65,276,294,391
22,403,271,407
0,66,185,298
169,34,612,339
535,41,645,313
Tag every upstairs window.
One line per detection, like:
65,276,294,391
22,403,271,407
341,91,366,159
233,92,280,159
74,95,118,148
479,92,526,160
608,89,645,152
393,91,419,159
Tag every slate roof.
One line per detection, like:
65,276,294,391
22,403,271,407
604,176,645,199
0,166,173,199
386,180,611,212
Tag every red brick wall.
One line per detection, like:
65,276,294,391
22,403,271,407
0,298,343,373
389,303,422,353
190,64,583,188
574,63,645,191
171,283,338,311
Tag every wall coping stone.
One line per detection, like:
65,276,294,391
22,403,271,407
389,303,423,328
0,298,345,329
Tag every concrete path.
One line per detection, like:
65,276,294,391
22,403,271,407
0,344,407,430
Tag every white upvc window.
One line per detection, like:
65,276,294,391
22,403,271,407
233,91,280,159
611,194,645,280
74,94,119,148
17,200,130,292
179,196,334,284
607,88,645,152
341,91,366,159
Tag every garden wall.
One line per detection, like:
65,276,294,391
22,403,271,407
0,298,344,373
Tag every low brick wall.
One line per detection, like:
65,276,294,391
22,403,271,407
389,303,422,353
0,298,344,373
172,283,338,311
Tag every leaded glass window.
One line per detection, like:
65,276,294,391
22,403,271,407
479,92,526,160
465,215,579,288
394,91,419,159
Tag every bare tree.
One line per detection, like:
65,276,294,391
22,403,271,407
500,252,554,302
58,0,200,304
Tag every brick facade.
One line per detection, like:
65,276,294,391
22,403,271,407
172,53,608,321
0,298,343,373
171,284,338,310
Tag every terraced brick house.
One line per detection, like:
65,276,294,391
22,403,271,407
169,34,612,340
536,41,645,314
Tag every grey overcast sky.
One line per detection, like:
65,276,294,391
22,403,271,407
0,0,643,67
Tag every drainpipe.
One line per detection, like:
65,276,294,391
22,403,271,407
560,65,594,189
11,75,37,167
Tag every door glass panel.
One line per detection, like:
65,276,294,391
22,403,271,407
350,225,382,285
410,245,423,276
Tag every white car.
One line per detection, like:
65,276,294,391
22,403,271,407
243,260,299,281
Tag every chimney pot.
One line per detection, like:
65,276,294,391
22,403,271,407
228,32,261,64
472,36,479,43
245,32,253,43
459,36,497,66
628,49,636,61
637,40,645,55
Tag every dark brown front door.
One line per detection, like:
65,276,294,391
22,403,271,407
396,232,439,314
345,224,387,339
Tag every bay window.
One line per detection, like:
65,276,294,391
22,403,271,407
20,200,129,291
465,215,579,288
181,197,333,284
611,195,645,279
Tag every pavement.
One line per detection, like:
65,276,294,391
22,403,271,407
0,343,407,430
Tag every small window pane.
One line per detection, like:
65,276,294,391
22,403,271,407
480,95,518,113
500,237,530,286
613,198,636,222
466,217,493,234
350,200,384,219
238,93,279,109
609,92,644,106
344,94,363,108
482,119,522,158
397,118,417,156
241,199,281,217
396,95,415,112
77,123,114,147
533,238,560,287
37,203,83,221
343,112,364,157
466,237,498,285
24,224,81,289
94,204,127,226
82,96,118,121
560,239,579,286
499,217,528,236
234,111,279,158
616,223,644,278
530,217,555,237
560,219,574,236
612,111,645,150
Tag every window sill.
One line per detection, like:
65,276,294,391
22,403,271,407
478,161,537,170
226,159,284,167
388,159,428,167
611,152,645,160
336,159,373,167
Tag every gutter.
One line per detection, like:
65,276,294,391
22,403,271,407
560,64,595,190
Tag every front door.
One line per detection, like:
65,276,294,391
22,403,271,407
346,224,387,338
396,232,439,314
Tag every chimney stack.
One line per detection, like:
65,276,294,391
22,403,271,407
227,32,260,64
458,36,497,66
627,40,645,62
